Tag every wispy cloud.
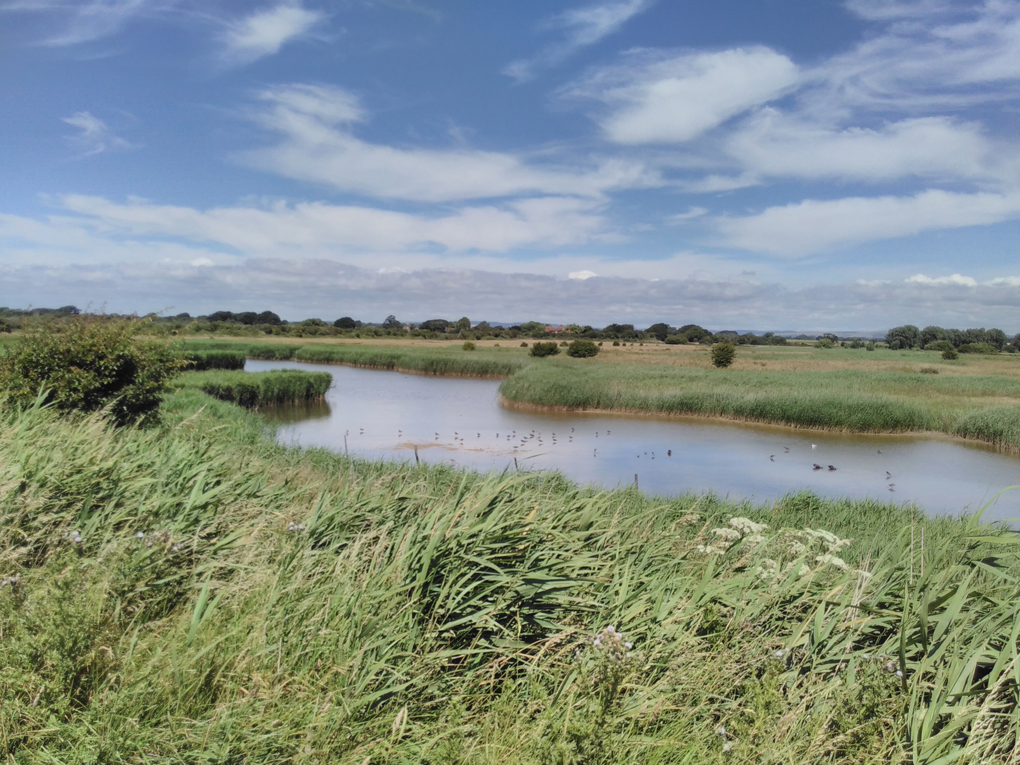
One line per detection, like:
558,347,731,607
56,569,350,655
716,189,1020,256
503,0,653,82
0,0,178,46
566,47,798,143
222,2,326,65
52,193,607,255
62,111,133,155
236,83,658,202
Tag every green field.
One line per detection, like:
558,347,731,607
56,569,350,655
2,386,1019,763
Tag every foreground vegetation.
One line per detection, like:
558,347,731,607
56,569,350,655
1,390,1019,763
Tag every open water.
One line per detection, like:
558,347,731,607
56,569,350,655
249,360,1020,522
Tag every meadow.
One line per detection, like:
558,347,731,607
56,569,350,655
3,386,1019,763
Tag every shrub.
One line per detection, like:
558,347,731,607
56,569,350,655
919,367,939,374
566,339,600,358
866,342,876,351
815,338,834,349
958,342,997,355
529,341,560,358
942,348,959,360
924,340,954,352
710,343,736,368
520,342,529,347
462,341,477,351
0,315,186,425
663,335,687,345
612,340,620,347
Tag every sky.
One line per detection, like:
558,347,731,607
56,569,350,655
1,0,1019,330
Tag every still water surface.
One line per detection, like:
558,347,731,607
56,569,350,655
250,360,1020,522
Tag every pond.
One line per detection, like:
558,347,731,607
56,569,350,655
249,360,1020,522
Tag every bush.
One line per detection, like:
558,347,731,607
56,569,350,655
520,342,529,347
866,342,876,351
815,338,834,349
924,340,954,352
958,342,997,355
0,315,185,425
462,341,476,351
942,348,959,360
529,342,560,358
612,340,620,347
710,343,736,368
663,335,687,345
566,339,600,358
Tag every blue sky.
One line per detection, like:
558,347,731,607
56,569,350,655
2,0,1019,330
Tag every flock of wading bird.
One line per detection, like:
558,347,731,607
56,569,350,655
348,426,899,492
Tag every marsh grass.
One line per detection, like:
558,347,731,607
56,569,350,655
182,350,246,371
501,361,1020,451
1,390,1019,762
177,369,332,407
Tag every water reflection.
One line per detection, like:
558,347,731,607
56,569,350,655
250,360,1020,523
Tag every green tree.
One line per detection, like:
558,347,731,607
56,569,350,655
382,314,403,329
885,325,920,349
334,316,358,329
645,323,672,341
456,316,471,332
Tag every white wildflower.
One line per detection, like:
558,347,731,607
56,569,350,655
729,517,768,535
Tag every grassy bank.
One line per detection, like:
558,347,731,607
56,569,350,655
178,369,332,407
500,360,1020,452
2,390,1019,763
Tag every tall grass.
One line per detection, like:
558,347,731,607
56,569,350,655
501,361,1020,451
182,350,246,370
179,339,526,377
177,369,332,407
1,390,1018,762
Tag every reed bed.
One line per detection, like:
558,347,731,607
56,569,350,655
182,350,246,371
178,369,332,408
179,339,526,377
1,390,1018,762
501,361,1020,452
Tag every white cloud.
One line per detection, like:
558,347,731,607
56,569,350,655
568,269,598,280
222,2,325,65
906,273,978,286
1,0,177,46
4,256,1019,330
237,83,658,202
726,112,1008,185
568,47,798,143
62,111,132,155
42,193,607,255
810,1,1020,115
843,0,956,21
503,0,653,82
717,189,1020,256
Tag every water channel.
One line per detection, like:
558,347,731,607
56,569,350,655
249,360,1020,523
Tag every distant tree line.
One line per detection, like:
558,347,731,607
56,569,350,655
3,307,1017,353
885,325,1018,353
